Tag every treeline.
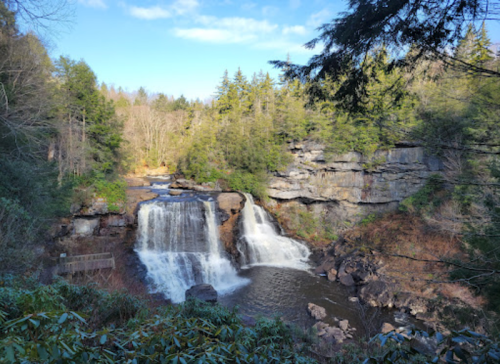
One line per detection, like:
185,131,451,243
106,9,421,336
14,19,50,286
117,25,499,198
0,2,123,273
114,68,333,197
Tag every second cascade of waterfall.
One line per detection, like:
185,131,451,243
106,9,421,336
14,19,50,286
239,193,311,269
136,199,248,303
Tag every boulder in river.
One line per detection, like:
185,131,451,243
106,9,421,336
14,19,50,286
359,280,395,308
185,284,218,303
307,303,327,320
339,319,349,332
339,273,355,286
170,179,196,189
313,321,352,344
381,322,396,334
327,268,337,282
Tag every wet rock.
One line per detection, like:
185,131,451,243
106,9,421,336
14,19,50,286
218,209,230,223
73,217,100,236
339,273,355,287
339,320,349,332
307,303,327,320
359,281,395,308
217,193,243,213
169,190,183,196
327,268,337,282
125,177,150,187
125,189,159,222
381,322,396,334
216,192,244,256
321,258,336,272
326,327,346,344
349,296,359,303
337,262,348,278
170,179,196,189
240,315,257,327
185,284,218,303
313,321,329,335
104,215,127,227
193,183,220,192
314,320,353,344
314,265,326,275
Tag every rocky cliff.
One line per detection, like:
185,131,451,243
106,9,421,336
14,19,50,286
268,140,442,225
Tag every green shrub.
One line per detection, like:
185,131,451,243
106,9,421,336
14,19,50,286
399,174,445,215
0,280,317,363
227,170,267,199
93,178,127,212
361,213,378,226
72,172,127,212
0,198,36,274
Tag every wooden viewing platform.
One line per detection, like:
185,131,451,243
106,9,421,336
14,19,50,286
55,253,115,282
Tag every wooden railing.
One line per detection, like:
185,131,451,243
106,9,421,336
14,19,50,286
56,253,115,274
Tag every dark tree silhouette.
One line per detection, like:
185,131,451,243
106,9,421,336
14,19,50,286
271,0,500,112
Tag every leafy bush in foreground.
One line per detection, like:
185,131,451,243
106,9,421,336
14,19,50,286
0,279,315,363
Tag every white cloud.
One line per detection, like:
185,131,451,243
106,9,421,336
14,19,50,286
174,28,255,43
78,0,107,9
129,0,199,20
171,0,199,15
289,0,300,9
282,25,307,36
197,16,277,33
174,16,277,44
307,8,331,28
130,5,171,19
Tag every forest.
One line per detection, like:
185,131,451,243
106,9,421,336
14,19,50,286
1,0,500,362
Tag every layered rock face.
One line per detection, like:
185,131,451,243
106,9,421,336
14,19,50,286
216,193,244,256
268,140,442,223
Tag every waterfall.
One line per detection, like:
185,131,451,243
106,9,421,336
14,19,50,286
239,193,311,269
136,199,248,303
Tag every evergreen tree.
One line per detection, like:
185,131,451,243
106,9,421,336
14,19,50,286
134,86,148,106
216,70,232,114
473,22,494,66
55,57,122,175
233,68,250,112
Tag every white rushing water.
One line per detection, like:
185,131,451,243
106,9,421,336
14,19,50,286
239,193,311,269
151,183,170,189
136,199,248,303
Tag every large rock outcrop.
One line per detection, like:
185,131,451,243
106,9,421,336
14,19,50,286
216,193,244,256
268,140,442,224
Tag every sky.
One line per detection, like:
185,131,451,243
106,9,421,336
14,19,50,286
44,0,500,102
49,0,344,102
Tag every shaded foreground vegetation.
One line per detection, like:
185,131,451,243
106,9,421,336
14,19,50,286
0,277,315,363
1,277,500,363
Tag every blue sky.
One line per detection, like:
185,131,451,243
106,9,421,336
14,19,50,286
50,0,500,102
51,0,343,101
